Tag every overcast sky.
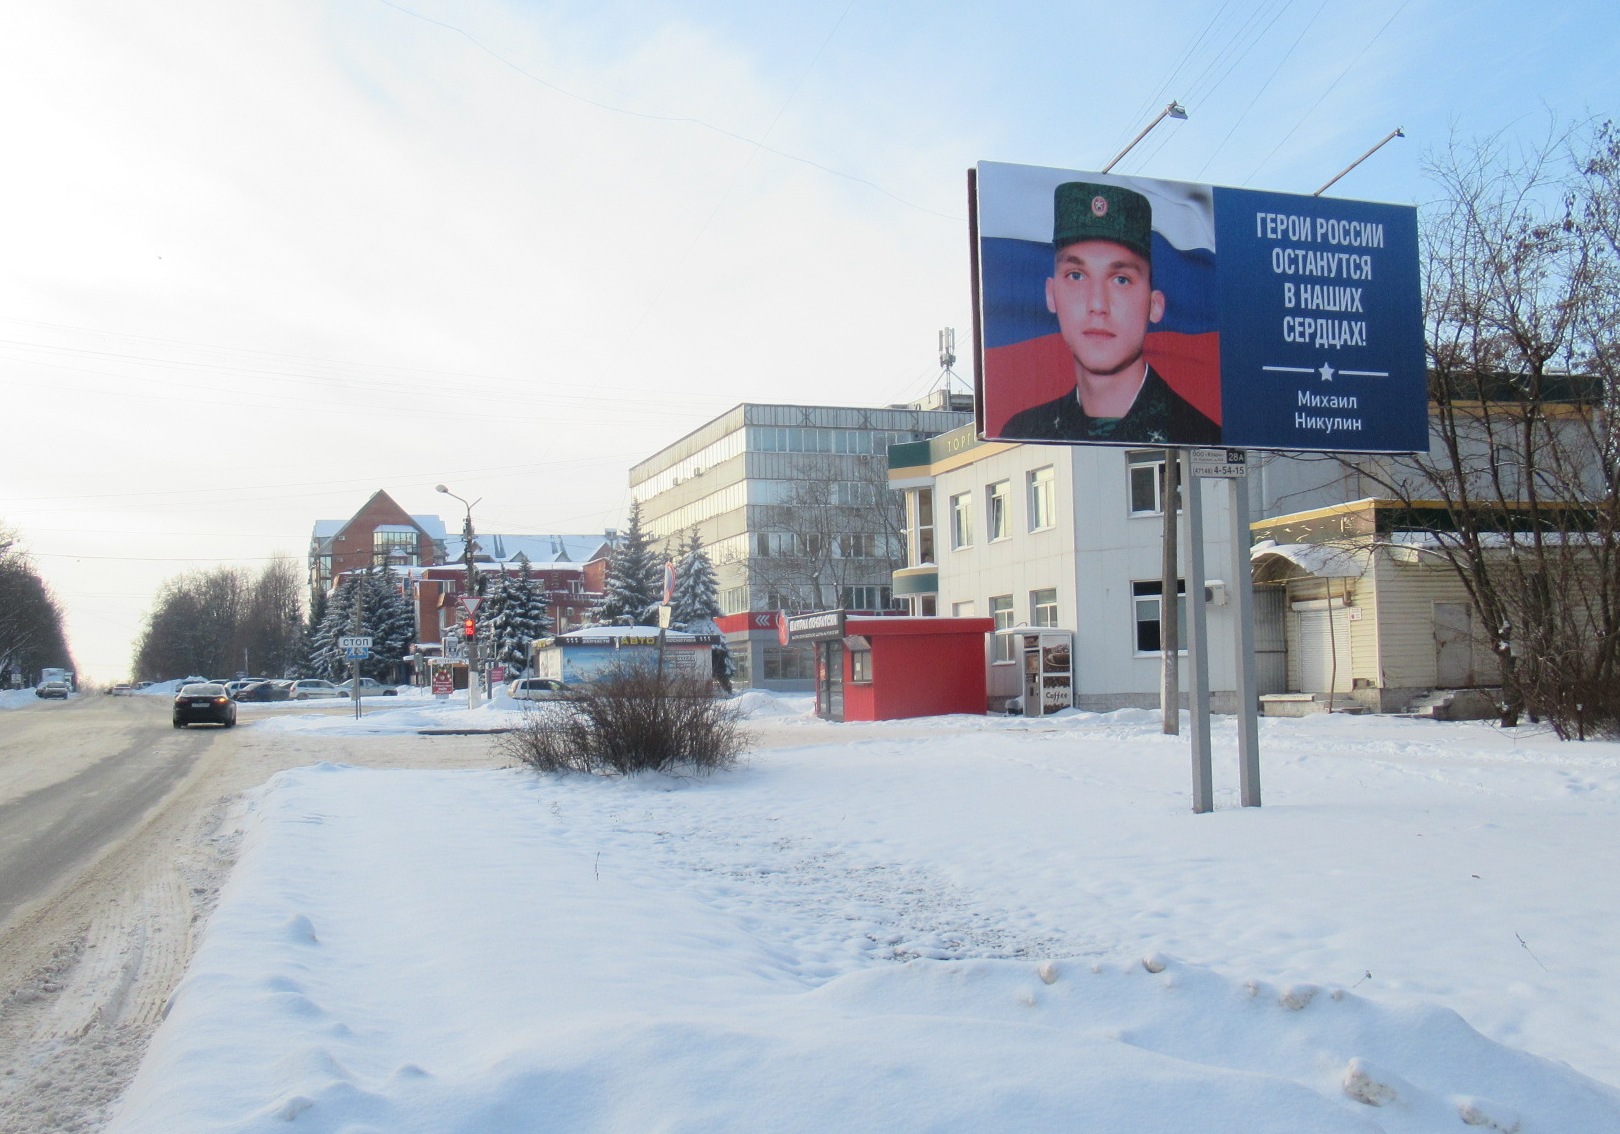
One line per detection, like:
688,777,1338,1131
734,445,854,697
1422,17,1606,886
4,0,1617,680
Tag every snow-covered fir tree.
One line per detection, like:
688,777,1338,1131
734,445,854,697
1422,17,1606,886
669,527,733,689
308,569,416,682
594,500,662,625
481,565,552,673
670,527,720,627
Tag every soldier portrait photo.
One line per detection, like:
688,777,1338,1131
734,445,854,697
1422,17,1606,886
975,164,1223,447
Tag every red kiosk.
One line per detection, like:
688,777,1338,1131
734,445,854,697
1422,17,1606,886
782,610,996,722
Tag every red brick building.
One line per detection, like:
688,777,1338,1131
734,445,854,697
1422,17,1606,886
308,490,445,603
314,492,611,654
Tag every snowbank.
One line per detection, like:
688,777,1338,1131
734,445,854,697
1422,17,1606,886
108,711,1620,1131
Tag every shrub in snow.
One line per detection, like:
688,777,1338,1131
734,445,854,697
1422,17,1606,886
496,663,748,776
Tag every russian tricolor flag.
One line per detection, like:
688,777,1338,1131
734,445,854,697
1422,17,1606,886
975,162,1221,440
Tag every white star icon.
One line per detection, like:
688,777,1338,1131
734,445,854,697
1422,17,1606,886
1318,362,1336,382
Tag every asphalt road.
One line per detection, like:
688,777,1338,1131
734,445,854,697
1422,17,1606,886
0,691,500,1131
0,694,210,928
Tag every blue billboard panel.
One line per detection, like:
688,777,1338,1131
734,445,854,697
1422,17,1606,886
973,161,1426,454
1212,188,1425,451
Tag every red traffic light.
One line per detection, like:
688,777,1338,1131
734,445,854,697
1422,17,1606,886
462,617,476,638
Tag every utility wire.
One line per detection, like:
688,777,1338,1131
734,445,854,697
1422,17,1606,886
1197,0,1330,179
1244,0,1414,187
372,0,956,221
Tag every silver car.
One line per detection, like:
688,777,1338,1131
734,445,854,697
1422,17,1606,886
286,680,349,700
507,677,567,701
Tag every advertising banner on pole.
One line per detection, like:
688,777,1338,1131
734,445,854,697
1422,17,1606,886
972,161,1426,454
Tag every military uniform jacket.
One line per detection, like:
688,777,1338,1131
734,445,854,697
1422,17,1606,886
1000,366,1220,446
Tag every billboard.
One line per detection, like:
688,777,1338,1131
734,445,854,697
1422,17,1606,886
973,161,1426,453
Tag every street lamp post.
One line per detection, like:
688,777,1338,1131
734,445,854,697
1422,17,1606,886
437,484,483,709
1101,101,1188,174
1094,98,1192,739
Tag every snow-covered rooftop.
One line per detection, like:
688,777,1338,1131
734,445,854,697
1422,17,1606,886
1251,541,1369,580
443,534,607,567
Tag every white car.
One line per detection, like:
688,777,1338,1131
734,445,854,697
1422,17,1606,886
287,680,349,700
507,677,567,701
353,678,400,697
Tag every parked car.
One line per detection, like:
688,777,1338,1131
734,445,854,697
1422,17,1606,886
507,677,567,701
35,681,71,699
352,678,400,697
108,683,133,695
286,679,349,700
232,680,290,702
173,683,236,728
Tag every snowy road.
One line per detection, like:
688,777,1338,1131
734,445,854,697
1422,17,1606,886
0,697,204,927
0,694,496,1133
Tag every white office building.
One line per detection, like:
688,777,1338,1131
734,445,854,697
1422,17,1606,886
887,425,1350,712
630,397,971,688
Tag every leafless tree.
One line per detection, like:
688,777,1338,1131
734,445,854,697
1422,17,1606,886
133,557,307,680
741,454,905,611
1347,121,1620,737
0,525,73,682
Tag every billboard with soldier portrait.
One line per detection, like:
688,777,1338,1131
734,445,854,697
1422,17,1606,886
972,160,1426,454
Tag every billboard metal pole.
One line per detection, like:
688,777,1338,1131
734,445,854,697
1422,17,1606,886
1185,469,1214,813
1159,449,1181,735
1230,475,1262,805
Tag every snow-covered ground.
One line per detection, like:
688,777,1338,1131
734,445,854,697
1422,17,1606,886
106,699,1620,1132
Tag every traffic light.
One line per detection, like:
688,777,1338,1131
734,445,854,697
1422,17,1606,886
462,617,476,639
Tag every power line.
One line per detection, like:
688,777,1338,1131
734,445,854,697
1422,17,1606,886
1197,0,1330,180
372,0,959,221
1244,0,1414,187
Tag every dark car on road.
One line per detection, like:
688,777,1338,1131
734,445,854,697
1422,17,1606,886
232,680,291,702
173,683,237,728
35,681,71,699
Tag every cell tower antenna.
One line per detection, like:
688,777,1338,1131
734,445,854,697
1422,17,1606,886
928,327,971,406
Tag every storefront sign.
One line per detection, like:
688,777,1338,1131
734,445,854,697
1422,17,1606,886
784,610,847,643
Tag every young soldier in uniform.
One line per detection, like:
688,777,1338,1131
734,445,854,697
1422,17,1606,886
1002,181,1220,445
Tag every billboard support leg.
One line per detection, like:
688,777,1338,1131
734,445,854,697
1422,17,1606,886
1230,476,1262,806
1186,469,1213,813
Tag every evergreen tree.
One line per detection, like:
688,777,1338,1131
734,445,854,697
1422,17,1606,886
595,500,661,625
297,588,328,677
481,566,553,673
308,569,416,682
669,527,732,690
671,527,721,627
363,570,416,683
308,583,352,680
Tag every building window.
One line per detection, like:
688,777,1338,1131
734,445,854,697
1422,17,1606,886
990,594,1015,662
373,529,418,565
909,595,937,616
1030,588,1058,628
1028,466,1055,532
721,586,749,615
1132,579,1188,653
850,649,872,682
1128,451,1182,516
987,481,1010,541
763,645,815,680
841,585,896,611
950,491,974,550
834,533,878,559
910,489,936,566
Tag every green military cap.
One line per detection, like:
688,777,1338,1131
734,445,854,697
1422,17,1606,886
1052,181,1153,261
